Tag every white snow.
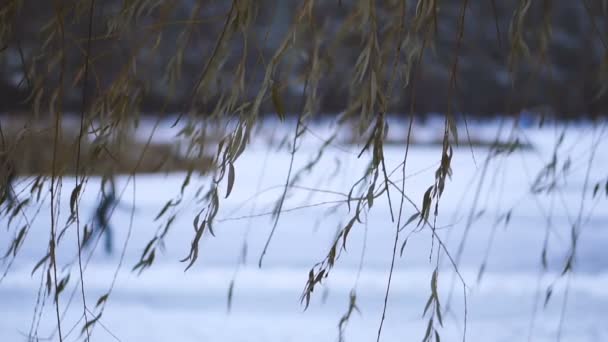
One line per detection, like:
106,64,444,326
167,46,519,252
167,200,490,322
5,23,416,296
1,118,607,342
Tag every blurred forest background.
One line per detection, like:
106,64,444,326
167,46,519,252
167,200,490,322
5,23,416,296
1,0,607,119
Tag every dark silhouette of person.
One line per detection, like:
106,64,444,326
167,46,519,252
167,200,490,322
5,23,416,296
93,176,117,255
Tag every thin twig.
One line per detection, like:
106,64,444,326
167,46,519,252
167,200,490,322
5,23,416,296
258,78,309,267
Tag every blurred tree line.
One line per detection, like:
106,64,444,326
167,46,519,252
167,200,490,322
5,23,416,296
0,0,607,119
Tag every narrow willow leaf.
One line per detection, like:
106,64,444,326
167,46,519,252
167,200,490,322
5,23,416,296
435,300,443,327
216,138,226,161
207,220,216,237
419,186,433,226
9,199,29,225
46,269,52,294
234,131,249,161
55,274,70,302
544,286,553,308
430,269,438,296
422,318,433,342
81,312,102,335
271,82,286,121
355,200,363,223
180,169,192,195
401,213,420,231
342,216,357,251
154,200,173,221
227,279,234,313
357,128,376,158
69,184,82,217
477,263,486,282
141,237,157,259
182,220,206,271
11,225,27,257
210,189,220,220
240,242,247,264
328,244,337,267
346,187,354,212
423,294,434,317
366,185,374,208
148,249,156,265
31,253,50,275
303,291,311,310
96,293,109,307
400,237,408,257
193,209,204,231
226,162,235,198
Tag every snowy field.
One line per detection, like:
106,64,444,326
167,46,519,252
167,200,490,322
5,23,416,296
1,118,607,342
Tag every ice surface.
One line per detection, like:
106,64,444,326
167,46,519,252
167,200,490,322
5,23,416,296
1,119,607,342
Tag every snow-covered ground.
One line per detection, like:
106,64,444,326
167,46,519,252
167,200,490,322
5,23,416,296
1,118,607,342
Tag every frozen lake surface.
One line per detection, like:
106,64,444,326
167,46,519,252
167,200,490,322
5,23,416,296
1,119,607,342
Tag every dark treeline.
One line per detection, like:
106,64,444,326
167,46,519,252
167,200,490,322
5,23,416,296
1,0,607,119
